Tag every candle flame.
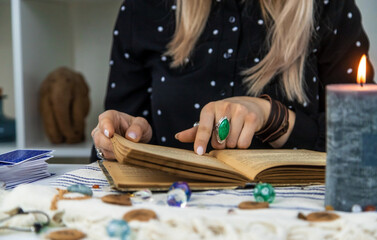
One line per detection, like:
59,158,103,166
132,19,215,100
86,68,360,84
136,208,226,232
357,54,366,85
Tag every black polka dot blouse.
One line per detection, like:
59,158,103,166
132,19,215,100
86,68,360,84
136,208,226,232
101,0,375,157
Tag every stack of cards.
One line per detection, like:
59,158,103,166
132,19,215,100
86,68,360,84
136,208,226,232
0,150,53,189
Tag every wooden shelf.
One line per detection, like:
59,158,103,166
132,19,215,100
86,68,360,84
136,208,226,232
0,0,122,157
1,0,376,158
26,139,93,158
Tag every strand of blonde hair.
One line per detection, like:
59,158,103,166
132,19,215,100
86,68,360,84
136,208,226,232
166,0,314,103
165,0,212,67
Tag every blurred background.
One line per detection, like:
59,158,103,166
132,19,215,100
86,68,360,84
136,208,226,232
0,0,376,163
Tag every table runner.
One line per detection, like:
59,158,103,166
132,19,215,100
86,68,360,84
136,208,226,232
1,162,376,240
50,162,325,211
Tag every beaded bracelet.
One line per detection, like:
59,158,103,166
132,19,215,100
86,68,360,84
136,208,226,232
255,94,289,143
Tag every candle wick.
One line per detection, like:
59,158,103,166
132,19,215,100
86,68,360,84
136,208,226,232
360,82,364,87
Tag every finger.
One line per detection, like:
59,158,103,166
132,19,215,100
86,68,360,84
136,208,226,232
91,124,100,138
100,148,115,160
237,112,258,149
211,103,231,149
98,110,120,138
99,110,132,138
210,130,222,149
226,105,247,148
126,117,152,143
92,127,115,159
175,126,198,143
194,104,216,155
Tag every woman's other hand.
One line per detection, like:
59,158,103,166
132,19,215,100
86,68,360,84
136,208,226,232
91,110,152,160
175,96,295,155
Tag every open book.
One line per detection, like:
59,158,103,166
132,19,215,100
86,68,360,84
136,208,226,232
100,134,326,191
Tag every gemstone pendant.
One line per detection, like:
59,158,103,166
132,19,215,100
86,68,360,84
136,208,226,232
216,116,230,143
132,189,153,202
169,182,191,201
106,219,130,238
167,188,188,208
67,184,93,196
253,183,275,203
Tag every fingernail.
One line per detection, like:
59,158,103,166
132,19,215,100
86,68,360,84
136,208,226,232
104,129,109,138
174,133,179,139
196,146,204,155
128,132,137,140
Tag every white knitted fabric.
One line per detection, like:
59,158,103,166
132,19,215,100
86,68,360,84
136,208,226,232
0,162,376,240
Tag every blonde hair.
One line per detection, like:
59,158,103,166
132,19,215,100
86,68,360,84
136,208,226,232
166,0,315,103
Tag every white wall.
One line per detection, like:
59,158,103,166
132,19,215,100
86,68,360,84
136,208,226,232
1,0,376,132
70,1,121,136
0,1,15,118
357,0,377,80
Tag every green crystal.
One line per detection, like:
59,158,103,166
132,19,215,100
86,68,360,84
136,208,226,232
218,118,230,141
253,183,275,203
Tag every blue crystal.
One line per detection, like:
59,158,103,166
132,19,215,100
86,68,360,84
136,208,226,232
167,188,187,207
67,184,93,196
169,181,191,201
106,219,130,238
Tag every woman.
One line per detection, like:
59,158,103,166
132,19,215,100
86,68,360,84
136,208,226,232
91,0,374,161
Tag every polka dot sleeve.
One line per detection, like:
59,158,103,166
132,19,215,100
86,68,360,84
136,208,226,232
104,1,154,129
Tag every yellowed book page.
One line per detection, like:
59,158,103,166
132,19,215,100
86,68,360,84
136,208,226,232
102,161,240,190
130,152,248,181
127,156,246,182
257,167,325,177
111,133,242,176
103,160,186,185
210,149,326,180
125,158,242,183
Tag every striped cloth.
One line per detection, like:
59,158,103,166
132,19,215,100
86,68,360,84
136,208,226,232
4,163,376,240
51,162,326,211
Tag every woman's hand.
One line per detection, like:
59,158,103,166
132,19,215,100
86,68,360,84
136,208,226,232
175,96,294,155
91,110,152,160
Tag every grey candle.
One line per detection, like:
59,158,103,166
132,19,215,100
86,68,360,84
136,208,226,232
325,84,377,211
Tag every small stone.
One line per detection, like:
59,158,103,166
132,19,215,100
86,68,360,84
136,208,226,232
102,194,132,206
47,229,86,240
123,209,158,222
92,184,100,189
169,182,191,201
5,207,23,216
218,118,230,141
238,201,269,210
297,212,307,220
352,204,362,213
133,189,153,201
227,208,236,214
167,188,187,207
67,184,93,196
363,205,376,212
306,212,340,222
325,205,334,211
253,183,275,203
32,223,43,233
106,219,130,238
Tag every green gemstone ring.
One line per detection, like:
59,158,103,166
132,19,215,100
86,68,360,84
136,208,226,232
215,116,230,144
